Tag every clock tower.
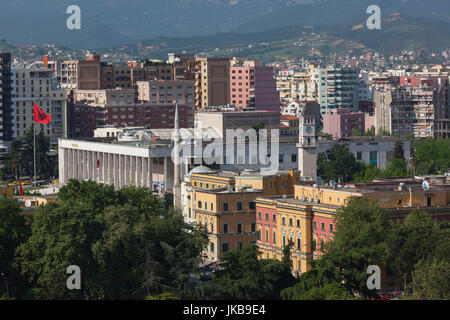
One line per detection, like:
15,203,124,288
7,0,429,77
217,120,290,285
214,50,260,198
297,103,318,178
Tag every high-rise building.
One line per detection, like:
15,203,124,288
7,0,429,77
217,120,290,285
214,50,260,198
318,65,359,114
61,54,102,91
12,64,67,146
374,85,445,138
0,52,13,142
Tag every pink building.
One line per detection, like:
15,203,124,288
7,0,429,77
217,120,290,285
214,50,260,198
323,109,366,139
229,61,279,112
230,65,252,110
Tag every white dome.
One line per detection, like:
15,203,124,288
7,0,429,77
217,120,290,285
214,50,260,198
187,165,215,176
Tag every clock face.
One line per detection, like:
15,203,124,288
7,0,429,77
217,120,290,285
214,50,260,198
305,126,313,134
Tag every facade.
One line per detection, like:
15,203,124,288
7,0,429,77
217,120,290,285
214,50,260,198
298,101,411,178
0,52,13,142
61,55,102,91
182,168,301,262
195,110,280,138
318,66,359,114
374,86,444,138
193,58,231,109
256,179,450,274
12,64,67,145
136,80,194,106
253,66,280,112
322,109,366,139
280,115,299,136
68,103,194,138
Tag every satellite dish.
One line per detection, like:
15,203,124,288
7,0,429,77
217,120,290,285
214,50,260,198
25,200,32,207
422,181,430,191
316,176,323,186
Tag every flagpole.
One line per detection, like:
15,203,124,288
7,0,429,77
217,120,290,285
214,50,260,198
34,118,36,188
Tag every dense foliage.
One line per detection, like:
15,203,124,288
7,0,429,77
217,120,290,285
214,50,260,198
2,180,208,299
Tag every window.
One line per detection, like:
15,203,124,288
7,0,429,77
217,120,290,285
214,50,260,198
237,241,243,250
273,231,276,244
282,217,286,225
282,236,286,247
265,230,269,242
289,218,293,226
369,151,378,165
321,223,325,231
356,152,362,160
297,238,301,250
249,202,256,210
272,215,276,223
251,222,256,232
210,202,214,211
258,212,262,220
265,213,269,221
313,221,317,230
210,243,214,252
204,201,208,210
222,243,229,253
237,202,243,210
297,219,300,228
329,224,333,232
223,223,229,233
223,203,229,211
237,223,242,233
197,201,202,209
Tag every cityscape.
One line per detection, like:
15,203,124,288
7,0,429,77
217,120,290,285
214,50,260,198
0,0,449,306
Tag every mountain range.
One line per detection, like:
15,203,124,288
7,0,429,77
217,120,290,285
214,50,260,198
0,0,449,49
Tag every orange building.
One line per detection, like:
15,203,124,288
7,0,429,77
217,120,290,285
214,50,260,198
255,177,450,275
183,167,301,262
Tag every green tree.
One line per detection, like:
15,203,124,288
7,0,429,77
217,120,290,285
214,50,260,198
22,126,55,179
353,163,381,182
393,140,405,160
15,180,208,299
350,128,363,137
382,158,408,178
365,126,375,136
320,198,390,299
386,210,449,292
206,243,296,300
0,198,30,298
413,138,450,175
409,258,450,300
317,144,363,183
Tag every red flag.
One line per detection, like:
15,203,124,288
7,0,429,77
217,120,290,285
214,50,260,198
97,159,101,168
33,102,52,124
19,182,24,197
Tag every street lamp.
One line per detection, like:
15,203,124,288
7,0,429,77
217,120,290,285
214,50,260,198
1,273,10,298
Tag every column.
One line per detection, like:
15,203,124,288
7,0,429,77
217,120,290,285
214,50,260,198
148,156,153,190
136,157,141,187
72,149,76,179
163,157,168,194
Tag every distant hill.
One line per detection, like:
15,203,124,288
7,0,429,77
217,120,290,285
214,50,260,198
1,0,449,49
234,0,450,33
100,14,450,61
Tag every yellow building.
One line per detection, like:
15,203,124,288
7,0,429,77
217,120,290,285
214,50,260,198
182,166,301,262
255,178,450,275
